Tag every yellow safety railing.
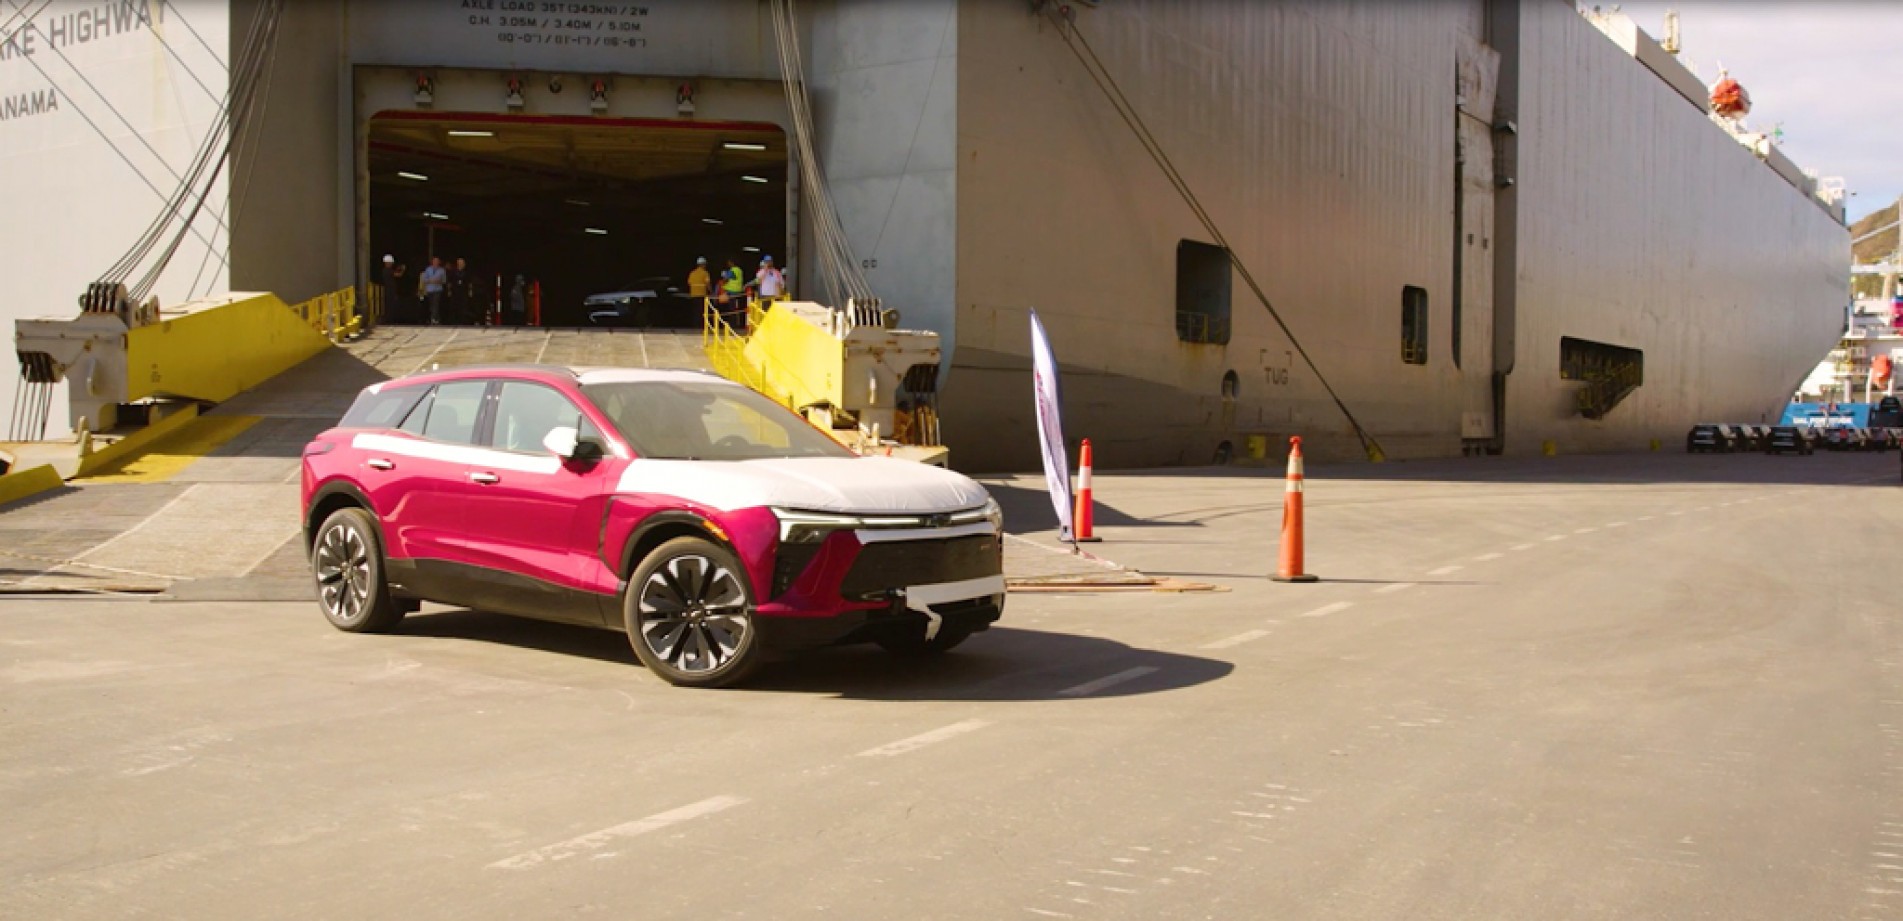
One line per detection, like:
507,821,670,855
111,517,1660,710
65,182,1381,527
702,298,773,397
289,286,367,343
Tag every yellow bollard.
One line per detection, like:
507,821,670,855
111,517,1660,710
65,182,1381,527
1541,439,1557,457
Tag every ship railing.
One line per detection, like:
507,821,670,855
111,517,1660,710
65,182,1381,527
289,287,365,343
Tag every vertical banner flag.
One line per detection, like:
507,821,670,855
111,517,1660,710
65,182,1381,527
1029,310,1075,542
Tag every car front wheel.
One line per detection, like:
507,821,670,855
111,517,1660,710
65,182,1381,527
312,507,404,633
625,537,760,688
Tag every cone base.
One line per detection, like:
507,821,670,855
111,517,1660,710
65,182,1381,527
1074,537,1103,543
1271,573,1320,583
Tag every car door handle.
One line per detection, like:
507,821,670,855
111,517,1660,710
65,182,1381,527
367,458,394,470
469,471,500,485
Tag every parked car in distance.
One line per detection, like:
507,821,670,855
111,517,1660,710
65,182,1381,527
1763,426,1813,455
1686,424,1728,453
301,365,1006,688
586,276,676,326
1823,427,1876,452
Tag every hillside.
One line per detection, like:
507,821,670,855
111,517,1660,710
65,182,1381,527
1853,201,1898,264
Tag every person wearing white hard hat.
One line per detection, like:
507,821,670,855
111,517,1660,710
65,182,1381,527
754,254,784,301
687,255,711,298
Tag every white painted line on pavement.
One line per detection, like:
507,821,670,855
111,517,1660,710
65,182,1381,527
489,795,747,870
1059,667,1160,697
1637,516,1654,521
1297,601,1355,619
1545,535,1568,542
1668,511,1684,516
858,719,993,757
1374,582,1416,594
1605,521,1628,529
1574,527,1598,534
1473,553,1503,562
1201,629,1271,650
1428,565,1463,576
1510,543,1535,551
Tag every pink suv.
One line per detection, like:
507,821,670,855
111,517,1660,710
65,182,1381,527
301,366,1004,688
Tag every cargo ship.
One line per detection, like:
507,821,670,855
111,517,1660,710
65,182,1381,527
2,1,1849,472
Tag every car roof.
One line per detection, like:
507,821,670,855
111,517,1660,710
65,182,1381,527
367,364,735,392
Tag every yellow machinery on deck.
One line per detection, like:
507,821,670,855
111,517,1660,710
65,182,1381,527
4,284,368,483
703,298,949,466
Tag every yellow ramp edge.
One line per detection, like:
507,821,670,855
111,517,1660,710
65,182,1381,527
127,292,335,405
80,413,262,483
0,464,65,508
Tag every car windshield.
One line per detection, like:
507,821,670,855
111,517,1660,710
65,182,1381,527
581,380,853,461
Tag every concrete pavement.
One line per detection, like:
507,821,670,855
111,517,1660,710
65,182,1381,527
4,451,1903,919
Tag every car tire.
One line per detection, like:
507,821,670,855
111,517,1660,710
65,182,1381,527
875,622,976,656
311,507,404,634
624,536,761,688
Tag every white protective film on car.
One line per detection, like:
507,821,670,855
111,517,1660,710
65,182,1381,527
614,456,991,514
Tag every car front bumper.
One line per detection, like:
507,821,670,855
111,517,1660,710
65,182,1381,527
754,580,1007,650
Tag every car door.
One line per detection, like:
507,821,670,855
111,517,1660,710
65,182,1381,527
354,379,492,595
456,379,625,625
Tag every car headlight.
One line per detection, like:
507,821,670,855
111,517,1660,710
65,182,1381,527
772,508,864,544
982,497,1004,532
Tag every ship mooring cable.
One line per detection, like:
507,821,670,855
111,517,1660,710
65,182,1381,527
1040,6,1387,461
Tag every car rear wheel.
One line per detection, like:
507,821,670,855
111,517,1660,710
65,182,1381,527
625,537,760,688
312,507,404,633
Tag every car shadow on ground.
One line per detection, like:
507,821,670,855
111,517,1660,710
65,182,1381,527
398,610,639,666
980,481,1198,535
395,611,1232,701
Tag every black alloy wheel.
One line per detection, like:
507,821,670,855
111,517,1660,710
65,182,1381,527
312,507,404,633
625,536,760,688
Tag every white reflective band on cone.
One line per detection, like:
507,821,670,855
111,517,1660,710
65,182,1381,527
1286,478,1305,493
1079,465,1092,490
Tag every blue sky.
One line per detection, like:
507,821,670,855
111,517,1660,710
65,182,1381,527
1616,2,1902,224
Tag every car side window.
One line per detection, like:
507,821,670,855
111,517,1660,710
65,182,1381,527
492,381,585,453
397,389,434,436
340,385,426,429
414,381,488,444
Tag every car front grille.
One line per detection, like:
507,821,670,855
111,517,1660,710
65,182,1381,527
838,534,1001,600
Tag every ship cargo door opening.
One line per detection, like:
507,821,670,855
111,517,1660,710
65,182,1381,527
366,112,788,328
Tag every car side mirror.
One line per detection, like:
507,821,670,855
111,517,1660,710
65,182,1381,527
543,426,604,461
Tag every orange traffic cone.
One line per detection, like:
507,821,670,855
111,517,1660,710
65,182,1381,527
1272,436,1318,582
1074,438,1102,543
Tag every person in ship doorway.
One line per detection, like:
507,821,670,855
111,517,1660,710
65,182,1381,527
687,256,711,299
447,257,471,325
753,255,785,311
718,256,748,327
419,257,447,325
508,275,528,327
378,254,400,322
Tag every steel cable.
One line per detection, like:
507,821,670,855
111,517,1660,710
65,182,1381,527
130,0,281,303
100,0,275,290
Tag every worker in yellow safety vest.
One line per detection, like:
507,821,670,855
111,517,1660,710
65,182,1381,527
718,256,747,321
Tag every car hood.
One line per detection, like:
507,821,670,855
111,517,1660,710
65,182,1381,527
614,455,991,515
